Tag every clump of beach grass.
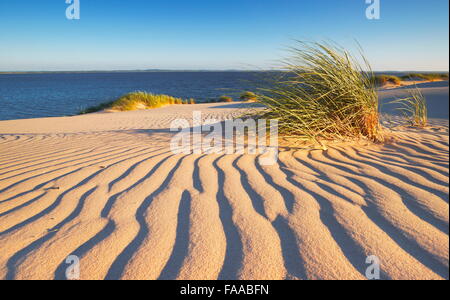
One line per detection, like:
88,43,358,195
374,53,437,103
391,87,428,128
401,73,449,81
112,92,187,110
80,91,188,114
373,75,402,86
240,91,257,101
219,96,233,103
255,41,383,143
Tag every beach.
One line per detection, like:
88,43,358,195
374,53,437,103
0,82,448,280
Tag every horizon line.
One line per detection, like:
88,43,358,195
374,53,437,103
1,69,449,74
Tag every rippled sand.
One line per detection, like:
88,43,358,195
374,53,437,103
0,92,448,280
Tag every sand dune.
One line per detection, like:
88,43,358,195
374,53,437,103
380,80,450,120
0,87,448,280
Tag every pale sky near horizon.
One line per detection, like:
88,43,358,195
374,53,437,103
0,0,448,71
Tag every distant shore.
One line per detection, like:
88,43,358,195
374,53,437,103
0,70,448,75
0,70,279,75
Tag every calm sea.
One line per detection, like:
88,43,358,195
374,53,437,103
0,72,267,121
1,71,447,121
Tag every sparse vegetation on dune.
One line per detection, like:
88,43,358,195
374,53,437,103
373,75,402,86
203,96,234,103
80,92,193,114
400,73,449,81
370,73,448,87
240,91,257,101
371,73,449,87
391,87,428,128
219,96,233,103
79,101,117,114
255,41,383,142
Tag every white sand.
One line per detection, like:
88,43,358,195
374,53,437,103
0,85,448,280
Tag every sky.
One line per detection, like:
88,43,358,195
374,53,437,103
0,0,448,71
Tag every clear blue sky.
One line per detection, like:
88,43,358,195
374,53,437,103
0,0,448,71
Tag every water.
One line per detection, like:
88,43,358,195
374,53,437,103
1,71,447,121
0,72,266,120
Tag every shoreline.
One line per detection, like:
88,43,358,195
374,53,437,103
1,80,448,124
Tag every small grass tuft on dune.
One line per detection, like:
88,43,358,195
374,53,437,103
255,41,383,143
401,73,449,81
372,75,402,86
370,73,448,88
240,91,258,101
391,87,428,128
80,92,189,114
219,96,233,103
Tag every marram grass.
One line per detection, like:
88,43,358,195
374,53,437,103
219,96,233,103
370,73,448,87
255,41,383,142
391,87,428,128
80,91,190,114
372,75,402,86
108,92,186,110
401,73,449,81
240,91,258,101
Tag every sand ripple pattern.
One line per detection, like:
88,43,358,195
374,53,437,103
0,116,448,280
